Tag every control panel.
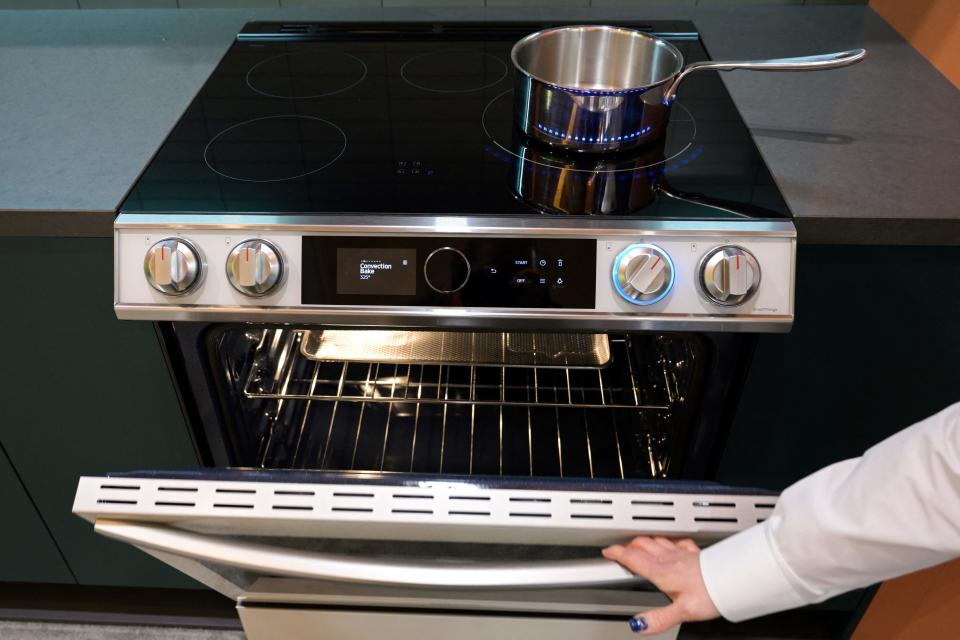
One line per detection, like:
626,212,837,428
115,216,796,332
301,236,594,309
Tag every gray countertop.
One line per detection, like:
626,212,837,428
1,6,958,244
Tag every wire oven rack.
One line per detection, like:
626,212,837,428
245,333,677,411
238,330,689,479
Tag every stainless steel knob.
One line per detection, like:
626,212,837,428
226,239,284,297
699,246,760,306
143,238,202,296
613,244,674,305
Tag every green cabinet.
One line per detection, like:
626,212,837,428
722,245,960,489
0,237,200,587
0,446,74,583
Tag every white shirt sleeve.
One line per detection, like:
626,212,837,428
698,401,960,622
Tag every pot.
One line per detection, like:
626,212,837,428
511,25,866,153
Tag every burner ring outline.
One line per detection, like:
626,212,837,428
203,115,348,183
401,51,508,94
246,51,368,99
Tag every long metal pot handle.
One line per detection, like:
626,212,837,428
665,48,866,102
94,518,639,588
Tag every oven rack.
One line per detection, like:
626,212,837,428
236,330,691,479
243,333,679,412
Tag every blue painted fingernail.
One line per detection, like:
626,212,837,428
629,616,649,633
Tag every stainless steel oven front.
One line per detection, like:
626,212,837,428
74,213,795,640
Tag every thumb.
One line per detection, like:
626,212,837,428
629,604,686,635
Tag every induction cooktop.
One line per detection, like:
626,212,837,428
120,21,790,220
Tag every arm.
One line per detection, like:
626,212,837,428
603,401,960,634
701,400,960,621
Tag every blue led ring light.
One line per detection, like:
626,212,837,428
612,243,676,306
535,123,653,143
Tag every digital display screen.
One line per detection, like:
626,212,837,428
336,248,417,296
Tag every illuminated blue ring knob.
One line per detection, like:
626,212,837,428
612,244,675,306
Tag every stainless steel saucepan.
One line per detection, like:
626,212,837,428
511,25,866,153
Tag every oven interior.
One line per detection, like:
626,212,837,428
204,327,716,481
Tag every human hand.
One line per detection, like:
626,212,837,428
602,536,720,635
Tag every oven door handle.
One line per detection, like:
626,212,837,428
94,518,639,588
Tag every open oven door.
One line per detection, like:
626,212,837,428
74,470,775,640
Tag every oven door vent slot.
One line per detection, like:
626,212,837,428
693,501,735,508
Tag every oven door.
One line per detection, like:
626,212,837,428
73,324,770,638
73,471,774,640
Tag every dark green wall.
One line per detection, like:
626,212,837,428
0,237,200,587
721,245,960,489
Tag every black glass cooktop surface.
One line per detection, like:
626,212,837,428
120,21,790,220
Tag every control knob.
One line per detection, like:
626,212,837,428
226,239,284,297
144,238,202,296
699,246,760,306
613,244,674,305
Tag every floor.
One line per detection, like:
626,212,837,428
0,618,839,640
0,621,244,640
